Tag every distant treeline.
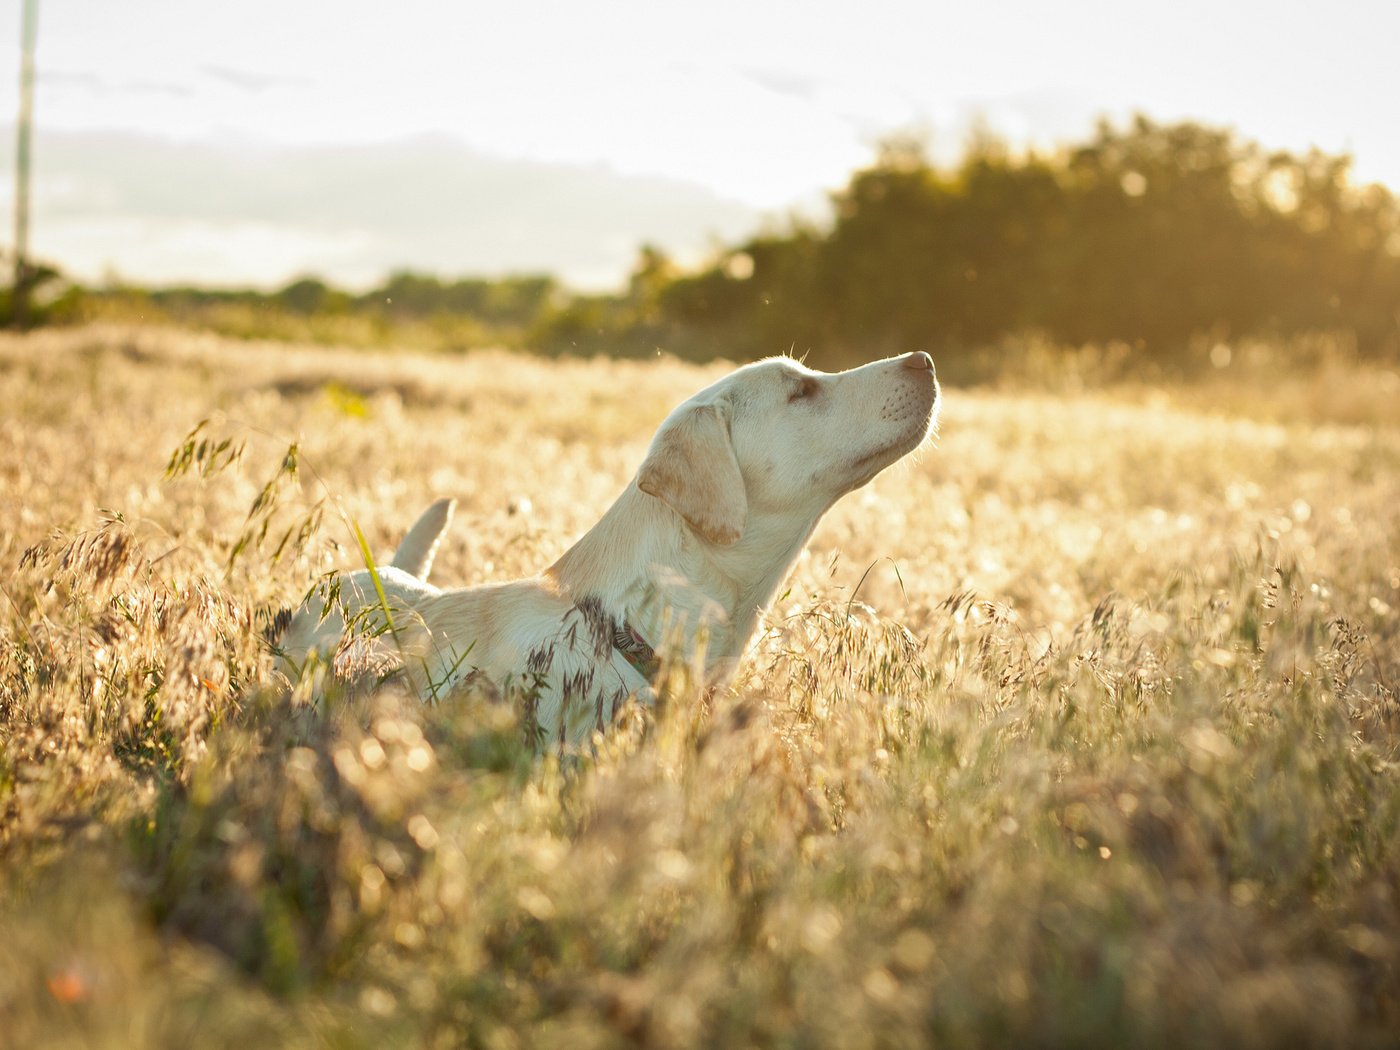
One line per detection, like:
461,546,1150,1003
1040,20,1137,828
90,272,562,352
582,116,1400,369
16,115,1400,368
152,270,556,330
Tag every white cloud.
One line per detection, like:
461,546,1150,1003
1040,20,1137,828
12,132,761,289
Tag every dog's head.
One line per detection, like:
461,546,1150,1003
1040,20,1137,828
638,351,939,545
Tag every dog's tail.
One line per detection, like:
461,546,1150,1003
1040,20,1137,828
391,497,456,580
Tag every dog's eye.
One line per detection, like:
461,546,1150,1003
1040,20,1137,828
787,378,820,403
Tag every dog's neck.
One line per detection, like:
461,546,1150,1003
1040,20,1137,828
546,482,819,678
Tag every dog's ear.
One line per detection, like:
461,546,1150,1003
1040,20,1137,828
638,401,746,545
392,497,456,580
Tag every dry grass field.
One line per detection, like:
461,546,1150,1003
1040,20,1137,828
2,324,1398,1048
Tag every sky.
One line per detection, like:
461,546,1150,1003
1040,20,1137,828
3,0,1398,289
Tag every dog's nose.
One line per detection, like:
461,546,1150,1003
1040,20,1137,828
902,351,935,373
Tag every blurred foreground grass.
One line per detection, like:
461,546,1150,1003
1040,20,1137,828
1,325,1398,1048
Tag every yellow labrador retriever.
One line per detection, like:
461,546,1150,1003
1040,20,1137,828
275,351,939,749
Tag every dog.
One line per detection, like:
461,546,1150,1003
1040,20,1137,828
273,351,939,750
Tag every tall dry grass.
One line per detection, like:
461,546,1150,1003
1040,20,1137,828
1,324,1398,1048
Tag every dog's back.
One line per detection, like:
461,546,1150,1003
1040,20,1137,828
272,499,455,678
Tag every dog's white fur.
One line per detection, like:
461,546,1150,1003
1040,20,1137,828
274,496,455,675
275,352,939,749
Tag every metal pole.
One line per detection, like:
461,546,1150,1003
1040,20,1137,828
13,0,39,329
